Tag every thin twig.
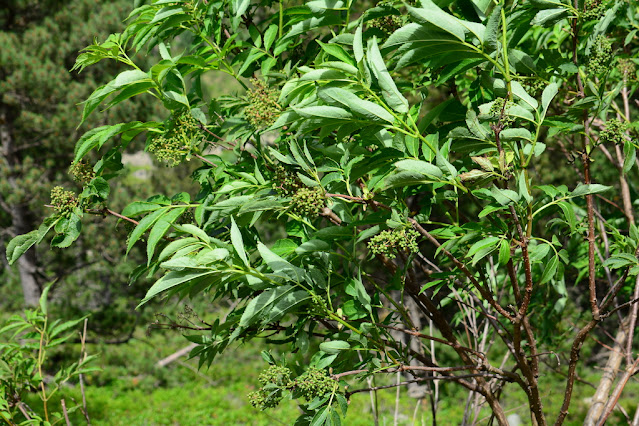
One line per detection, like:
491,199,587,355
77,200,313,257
61,399,71,426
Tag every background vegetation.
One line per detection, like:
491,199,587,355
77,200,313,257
2,0,639,425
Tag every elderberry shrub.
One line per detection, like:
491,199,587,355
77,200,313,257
50,186,78,217
368,228,420,259
147,110,204,166
245,78,282,128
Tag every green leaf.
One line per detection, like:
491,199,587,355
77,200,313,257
146,207,186,263
319,340,350,354
367,38,409,113
540,83,559,120
294,106,353,120
139,269,216,306
498,239,511,266
518,172,532,204
319,87,395,123
6,231,40,266
258,243,306,282
557,202,576,230
603,253,638,269
263,25,278,51
483,5,501,53
395,159,443,178
310,407,330,426
531,8,569,26
239,284,305,327
570,184,612,197
491,187,521,206
296,239,330,254
317,41,355,66
51,213,83,248
231,217,249,267
353,24,364,63
467,236,500,258
623,141,636,174
126,208,166,254
540,255,559,284
407,2,466,41
39,282,55,315
511,81,538,110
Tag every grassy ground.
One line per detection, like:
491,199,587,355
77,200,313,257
17,326,638,425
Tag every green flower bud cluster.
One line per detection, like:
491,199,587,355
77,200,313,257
369,14,403,36
291,187,326,217
50,186,78,217
296,367,336,401
248,365,339,410
309,293,329,316
248,365,294,410
521,79,546,98
489,98,515,126
245,79,282,128
599,119,628,146
177,208,195,225
69,160,95,185
582,0,605,20
148,111,203,167
587,36,613,76
617,58,637,79
273,165,303,196
368,228,420,259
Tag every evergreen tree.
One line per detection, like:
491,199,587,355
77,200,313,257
0,0,153,306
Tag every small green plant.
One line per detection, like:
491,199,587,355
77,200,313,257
0,285,98,424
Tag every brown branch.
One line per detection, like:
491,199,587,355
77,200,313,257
346,374,505,397
408,218,513,321
193,153,218,167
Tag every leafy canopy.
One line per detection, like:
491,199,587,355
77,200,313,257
7,0,639,424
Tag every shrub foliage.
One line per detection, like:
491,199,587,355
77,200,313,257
7,0,639,424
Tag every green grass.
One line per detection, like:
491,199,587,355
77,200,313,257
10,320,638,426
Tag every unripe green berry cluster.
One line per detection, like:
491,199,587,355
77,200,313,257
177,208,195,225
368,228,420,259
291,187,326,217
50,186,78,216
273,165,303,196
245,79,282,128
582,0,605,20
489,98,515,126
247,365,293,410
599,119,628,146
309,293,329,316
617,58,637,79
521,79,546,98
587,36,613,75
69,160,95,185
248,365,338,410
258,365,294,387
296,367,336,401
148,111,203,167
369,15,403,36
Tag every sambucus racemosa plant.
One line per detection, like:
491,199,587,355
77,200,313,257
6,0,639,424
